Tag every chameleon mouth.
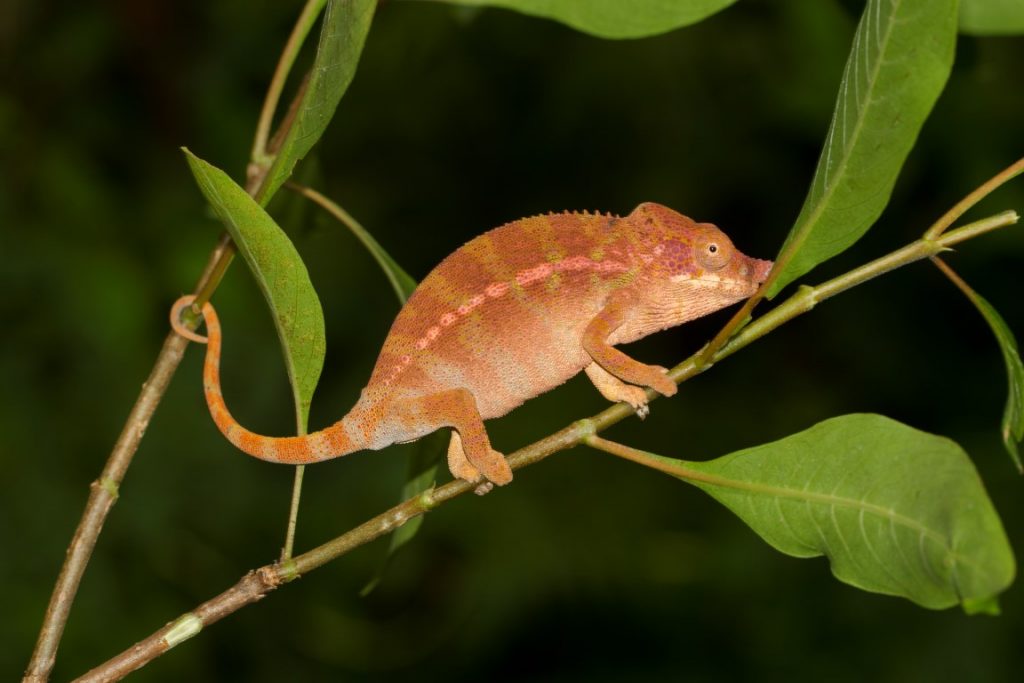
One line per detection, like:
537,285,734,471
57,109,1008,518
751,258,774,284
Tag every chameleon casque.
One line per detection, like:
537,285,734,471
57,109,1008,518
172,202,772,493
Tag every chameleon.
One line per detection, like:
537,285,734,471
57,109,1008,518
171,202,772,493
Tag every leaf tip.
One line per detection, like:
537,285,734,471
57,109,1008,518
962,596,1001,617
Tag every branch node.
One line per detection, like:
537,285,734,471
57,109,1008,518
163,613,202,649
276,559,300,583
693,344,714,371
797,284,819,310
921,238,950,256
417,487,438,511
95,477,120,500
572,418,598,440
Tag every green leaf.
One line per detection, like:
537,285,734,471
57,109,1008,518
936,263,1024,470
960,0,1024,35
678,414,1015,611
409,0,738,39
971,299,1024,470
765,0,957,298
257,0,377,205
184,148,326,430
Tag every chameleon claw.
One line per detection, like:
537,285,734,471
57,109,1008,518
170,295,209,344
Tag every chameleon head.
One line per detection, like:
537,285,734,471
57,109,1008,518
625,202,773,326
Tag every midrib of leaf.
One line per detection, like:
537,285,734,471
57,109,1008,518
694,471,991,596
683,464,939,543
774,0,897,282
684,463,997,584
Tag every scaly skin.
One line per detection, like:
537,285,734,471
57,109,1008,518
171,202,772,493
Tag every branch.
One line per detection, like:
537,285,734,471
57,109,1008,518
22,235,232,683
74,209,1018,682
249,0,327,169
23,16,329,682
699,155,1024,369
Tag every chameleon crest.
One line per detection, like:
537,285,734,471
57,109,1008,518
172,202,771,493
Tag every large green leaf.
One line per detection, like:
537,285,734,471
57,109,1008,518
256,0,377,205
960,0,1024,35
765,0,957,298
678,414,1015,612
409,0,738,39
185,149,326,430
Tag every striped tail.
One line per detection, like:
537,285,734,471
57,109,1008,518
171,296,360,464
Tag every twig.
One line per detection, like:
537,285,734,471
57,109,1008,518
281,465,306,560
250,0,327,168
923,156,1024,239
23,11,328,678
23,235,232,683
699,155,1024,369
74,209,1018,682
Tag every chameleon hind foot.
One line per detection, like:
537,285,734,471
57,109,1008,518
447,430,511,495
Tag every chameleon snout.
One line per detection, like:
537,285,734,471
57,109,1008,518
752,258,773,284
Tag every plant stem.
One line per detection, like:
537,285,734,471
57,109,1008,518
281,465,306,561
23,15,332,681
22,234,233,683
585,436,729,488
73,209,1018,682
923,156,1024,239
250,0,328,170
699,156,1024,369
669,211,1017,386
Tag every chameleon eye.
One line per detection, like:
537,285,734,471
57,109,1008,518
697,237,732,270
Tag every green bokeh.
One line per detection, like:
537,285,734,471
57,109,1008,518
2,1,1023,680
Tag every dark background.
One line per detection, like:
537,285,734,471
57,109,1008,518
3,0,1023,680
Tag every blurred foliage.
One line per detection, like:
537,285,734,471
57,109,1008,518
2,0,1023,680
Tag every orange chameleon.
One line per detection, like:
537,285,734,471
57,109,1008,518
171,202,771,493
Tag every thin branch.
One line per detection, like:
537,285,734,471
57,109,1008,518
699,156,1024,369
74,568,284,683
585,435,718,484
74,209,1018,682
923,156,1024,239
23,28,330,683
669,211,1018,385
22,234,232,683
250,0,328,171
281,465,306,561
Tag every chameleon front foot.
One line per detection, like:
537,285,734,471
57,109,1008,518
585,362,655,419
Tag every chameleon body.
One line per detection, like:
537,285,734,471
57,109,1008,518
172,202,771,492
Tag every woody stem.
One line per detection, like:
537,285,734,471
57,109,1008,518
22,16,327,683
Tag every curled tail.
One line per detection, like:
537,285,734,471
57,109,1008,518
170,295,361,464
